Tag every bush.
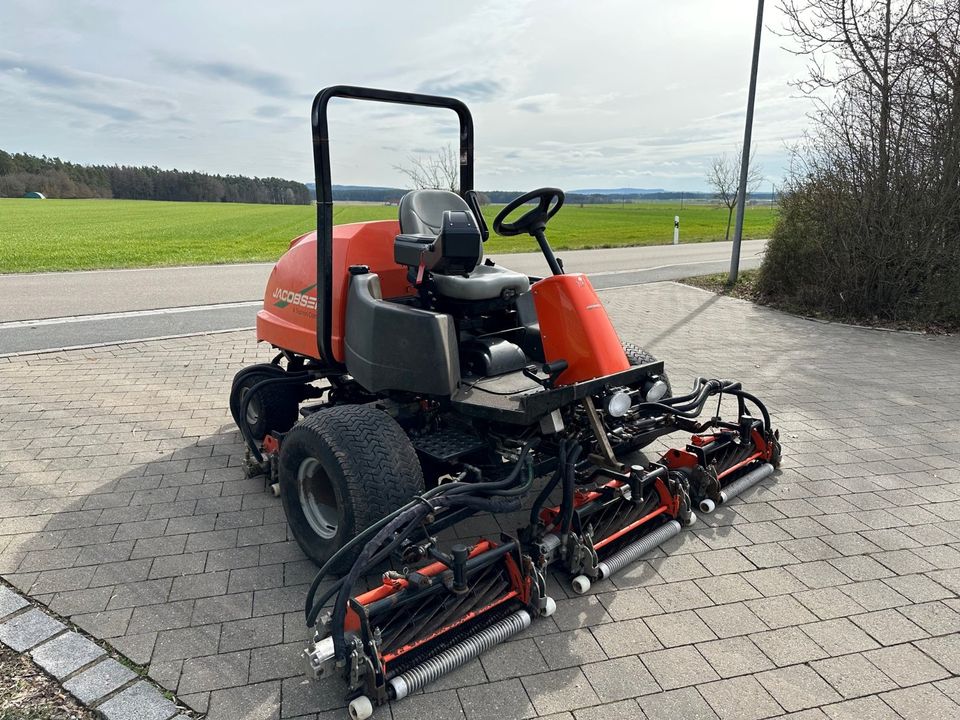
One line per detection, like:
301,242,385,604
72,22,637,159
759,0,960,329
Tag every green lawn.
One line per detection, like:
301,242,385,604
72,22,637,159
0,198,776,273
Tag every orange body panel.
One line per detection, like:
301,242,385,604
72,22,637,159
531,273,629,385
256,220,414,362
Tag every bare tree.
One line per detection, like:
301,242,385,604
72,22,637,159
394,144,459,191
706,146,764,240
757,0,960,325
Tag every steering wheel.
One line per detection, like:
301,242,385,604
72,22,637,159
493,188,565,237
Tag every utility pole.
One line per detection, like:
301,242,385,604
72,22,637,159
728,0,764,285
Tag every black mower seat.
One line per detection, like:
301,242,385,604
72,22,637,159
399,190,529,301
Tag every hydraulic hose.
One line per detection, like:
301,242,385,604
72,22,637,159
324,444,538,654
559,443,584,536
529,440,567,527
305,440,538,623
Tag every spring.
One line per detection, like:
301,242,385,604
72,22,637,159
597,520,682,579
720,463,774,504
388,609,531,700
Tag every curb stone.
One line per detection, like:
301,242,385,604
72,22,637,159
0,579,198,719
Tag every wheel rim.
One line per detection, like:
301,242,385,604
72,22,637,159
240,386,261,426
297,457,339,540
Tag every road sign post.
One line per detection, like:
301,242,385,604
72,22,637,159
729,0,764,285
673,216,680,245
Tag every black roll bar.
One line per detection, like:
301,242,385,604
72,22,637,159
311,85,475,362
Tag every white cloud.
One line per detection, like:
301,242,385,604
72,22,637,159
0,0,811,191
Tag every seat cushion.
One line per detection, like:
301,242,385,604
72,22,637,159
432,263,530,301
400,190,473,236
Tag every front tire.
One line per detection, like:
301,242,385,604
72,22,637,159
622,342,672,398
230,366,301,442
278,405,425,572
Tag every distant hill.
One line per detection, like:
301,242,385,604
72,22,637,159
571,187,665,195
312,184,774,204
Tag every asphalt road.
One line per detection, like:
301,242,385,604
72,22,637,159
0,239,766,355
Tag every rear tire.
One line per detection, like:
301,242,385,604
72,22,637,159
278,405,425,572
622,342,672,397
230,367,301,442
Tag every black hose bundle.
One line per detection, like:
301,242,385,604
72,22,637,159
632,377,771,432
303,440,540,649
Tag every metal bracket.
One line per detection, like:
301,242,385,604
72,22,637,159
582,396,618,468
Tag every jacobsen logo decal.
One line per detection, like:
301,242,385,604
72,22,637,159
273,283,318,310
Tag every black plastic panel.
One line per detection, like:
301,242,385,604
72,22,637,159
344,273,460,396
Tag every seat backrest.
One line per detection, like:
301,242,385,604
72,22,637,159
399,189,474,236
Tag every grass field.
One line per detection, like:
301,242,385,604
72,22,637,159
0,198,777,273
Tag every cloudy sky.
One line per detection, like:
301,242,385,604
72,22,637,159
0,0,813,192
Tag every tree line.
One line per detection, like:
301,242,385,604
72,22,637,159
0,149,311,204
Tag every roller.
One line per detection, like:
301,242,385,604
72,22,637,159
388,608,532,700
572,519,683,593
698,462,774,513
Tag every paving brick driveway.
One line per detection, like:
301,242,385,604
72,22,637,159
2,281,959,720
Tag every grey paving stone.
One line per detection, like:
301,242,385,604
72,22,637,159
746,595,818,629
880,683,960,720
864,643,950,687
696,636,774,679
800,618,880,656
178,649,250,695
206,679,281,720
30,630,106,679
534,628,607,670
153,624,221,662
459,677,535,720
582,655,659,702
742,568,807,597
595,587,661,622
4,280,960,720
0,584,29,619
63,657,137,704
98,680,178,720
280,674,343,715
795,587,867,620
249,641,313,684
695,602,767,639
219,614,282,653
641,645,718,691
756,664,841,712
811,653,897,699
0,608,65,651
647,580,713,612
552,595,614,631
147,659,182,690
915,634,960,675
786,561,850,589
838,580,909,612
520,668,600,716
821,696,900,720
479,637,548,681
638,687,718,720
110,631,157,665
903,601,960,636
750,627,828,667
648,609,717,648
589,618,661,657
391,689,466,720
851,609,928,645
695,575,762,605
572,698,645,720
698,675,783,720
882,573,953,603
